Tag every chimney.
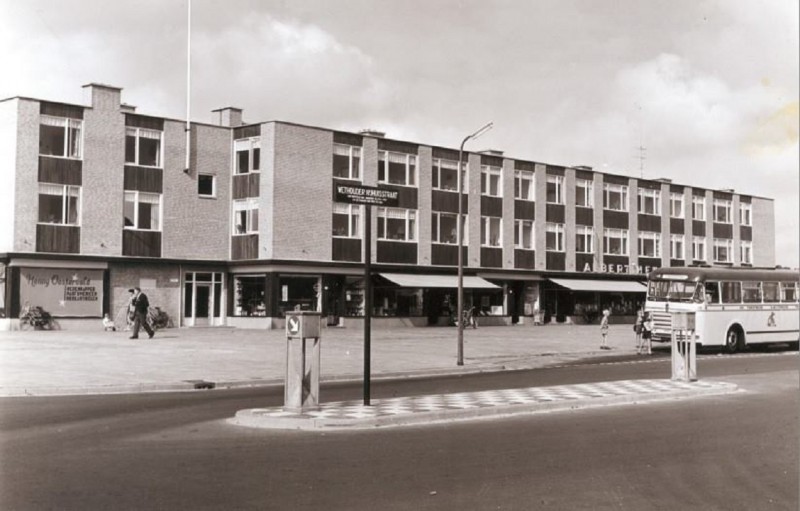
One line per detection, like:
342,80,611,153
212,107,243,127
478,149,504,156
572,165,593,171
82,83,122,111
359,128,385,138
120,103,137,113
655,177,673,183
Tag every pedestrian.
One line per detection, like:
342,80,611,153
641,312,653,355
634,309,644,354
125,288,136,331
600,309,610,350
129,287,154,339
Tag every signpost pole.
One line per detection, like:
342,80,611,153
364,205,372,406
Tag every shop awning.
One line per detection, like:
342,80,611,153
380,273,500,289
549,278,646,293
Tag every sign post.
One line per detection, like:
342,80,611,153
333,183,399,405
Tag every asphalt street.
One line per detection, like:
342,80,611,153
1,350,796,510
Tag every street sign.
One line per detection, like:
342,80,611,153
334,184,399,207
287,316,300,336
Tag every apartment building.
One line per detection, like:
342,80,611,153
0,83,776,329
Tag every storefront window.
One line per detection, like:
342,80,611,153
278,275,319,317
234,275,265,316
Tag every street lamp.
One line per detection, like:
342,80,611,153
457,122,493,366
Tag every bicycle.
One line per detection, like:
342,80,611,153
19,304,53,330
146,306,170,330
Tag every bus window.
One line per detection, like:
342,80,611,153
720,281,741,303
704,282,720,304
742,281,761,303
781,282,798,303
761,282,780,303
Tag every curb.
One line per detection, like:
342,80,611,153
230,380,740,431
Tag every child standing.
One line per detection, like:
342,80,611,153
600,309,611,350
641,312,653,355
634,309,644,354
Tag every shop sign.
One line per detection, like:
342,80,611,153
581,262,659,275
334,184,399,206
20,267,103,317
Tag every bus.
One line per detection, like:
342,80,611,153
645,267,799,353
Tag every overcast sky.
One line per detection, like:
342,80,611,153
2,0,797,266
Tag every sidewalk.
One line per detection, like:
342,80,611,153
0,323,646,397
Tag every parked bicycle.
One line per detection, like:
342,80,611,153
146,306,170,330
19,304,53,330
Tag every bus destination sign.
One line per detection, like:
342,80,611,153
334,184,399,207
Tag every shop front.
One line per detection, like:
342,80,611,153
541,277,646,324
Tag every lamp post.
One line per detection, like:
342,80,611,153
457,122,493,365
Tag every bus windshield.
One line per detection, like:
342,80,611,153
647,280,702,303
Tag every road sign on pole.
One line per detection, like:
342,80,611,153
333,183,398,406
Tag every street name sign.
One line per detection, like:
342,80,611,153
334,184,399,207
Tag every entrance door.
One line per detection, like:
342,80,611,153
195,285,211,326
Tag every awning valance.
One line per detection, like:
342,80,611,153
549,278,646,293
380,273,500,289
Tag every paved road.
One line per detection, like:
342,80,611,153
1,352,796,510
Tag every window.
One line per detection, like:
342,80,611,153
432,212,466,244
515,219,534,249
670,234,685,260
692,196,706,220
481,165,502,197
333,144,361,180
433,159,465,192
692,236,706,261
38,183,80,225
740,203,752,226
233,275,266,317
638,188,661,215
713,238,733,263
232,198,259,234
125,127,162,167
377,207,416,241
546,223,565,252
576,179,593,207
124,191,161,231
379,151,416,187
575,225,594,253
781,282,798,303
198,174,216,197
514,170,534,200
234,138,260,174
670,193,684,218
638,231,661,257
40,115,82,158
713,199,732,224
481,216,502,247
741,281,761,303
332,203,362,238
720,281,741,303
603,184,629,211
603,228,628,255
740,241,753,264
546,175,564,204
762,282,780,303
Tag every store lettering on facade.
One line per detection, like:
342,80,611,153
19,268,103,317
581,262,659,275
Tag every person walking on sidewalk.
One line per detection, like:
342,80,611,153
634,309,644,354
600,309,611,350
129,287,154,339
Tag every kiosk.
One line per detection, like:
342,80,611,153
284,311,322,412
671,311,697,382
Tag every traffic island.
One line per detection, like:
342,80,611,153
229,379,740,431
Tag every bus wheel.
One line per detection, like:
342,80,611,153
725,326,744,354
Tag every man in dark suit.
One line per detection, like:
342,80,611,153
130,287,155,339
